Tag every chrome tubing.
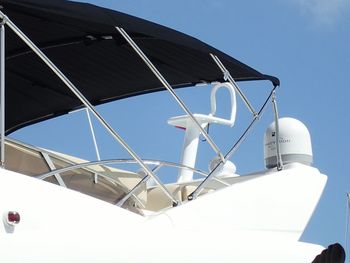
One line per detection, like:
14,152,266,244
271,91,283,171
0,24,5,167
86,108,101,162
41,152,67,187
225,86,275,161
116,162,230,207
116,164,163,207
0,12,178,205
37,158,231,186
116,174,150,207
188,86,276,200
85,108,101,183
210,53,257,117
116,27,225,163
37,159,208,180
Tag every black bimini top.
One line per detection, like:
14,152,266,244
0,0,279,134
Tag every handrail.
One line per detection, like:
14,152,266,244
36,158,230,206
36,158,230,207
36,158,215,181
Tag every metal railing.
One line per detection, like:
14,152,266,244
0,10,283,208
36,158,229,207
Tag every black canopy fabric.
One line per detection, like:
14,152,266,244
0,0,279,134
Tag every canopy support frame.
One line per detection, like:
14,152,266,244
188,85,277,200
85,108,101,183
0,11,179,206
0,22,5,167
116,26,225,163
271,90,283,171
210,53,257,117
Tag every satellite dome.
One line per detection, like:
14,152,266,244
264,117,313,169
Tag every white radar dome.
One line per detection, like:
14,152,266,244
264,117,313,169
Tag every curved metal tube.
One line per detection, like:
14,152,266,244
37,158,230,205
37,159,211,180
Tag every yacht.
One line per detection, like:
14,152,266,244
0,0,345,262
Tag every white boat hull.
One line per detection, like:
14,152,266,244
0,162,326,262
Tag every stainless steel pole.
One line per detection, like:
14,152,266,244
41,152,67,188
116,27,225,163
188,118,259,200
85,108,101,183
0,23,5,167
86,108,101,162
0,12,178,205
116,165,162,207
272,90,283,171
210,53,257,117
188,87,276,200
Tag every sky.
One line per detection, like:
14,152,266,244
11,0,350,252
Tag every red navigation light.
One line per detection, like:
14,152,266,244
7,211,20,225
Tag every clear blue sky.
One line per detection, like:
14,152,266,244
11,0,350,250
